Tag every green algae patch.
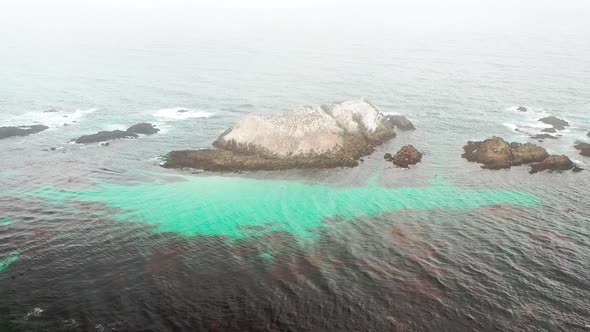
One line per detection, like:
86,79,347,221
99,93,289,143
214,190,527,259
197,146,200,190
0,252,20,273
0,219,12,226
30,175,540,241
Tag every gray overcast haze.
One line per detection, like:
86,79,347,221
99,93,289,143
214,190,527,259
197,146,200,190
1,0,589,43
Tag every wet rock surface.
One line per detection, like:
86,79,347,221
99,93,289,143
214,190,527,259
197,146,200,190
529,155,574,174
75,123,158,144
0,125,49,140
574,142,590,157
127,123,160,135
163,100,399,171
462,136,548,170
538,116,569,131
391,145,423,168
386,115,416,131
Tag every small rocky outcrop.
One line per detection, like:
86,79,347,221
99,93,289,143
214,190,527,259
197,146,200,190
127,123,160,135
390,145,422,168
163,100,399,171
541,128,557,133
529,155,574,174
538,116,569,131
75,123,158,144
0,125,49,140
462,136,548,169
587,131,590,137
386,115,415,131
517,106,527,112
574,142,590,157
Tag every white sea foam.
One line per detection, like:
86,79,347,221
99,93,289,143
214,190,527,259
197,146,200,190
503,123,519,132
152,107,214,121
2,108,97,128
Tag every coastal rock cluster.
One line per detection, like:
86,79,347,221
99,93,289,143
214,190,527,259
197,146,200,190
385,145,423,168
462,136,577,173
0,125,49,140
75,123,159,144
163,100,407,171
524,116,569,141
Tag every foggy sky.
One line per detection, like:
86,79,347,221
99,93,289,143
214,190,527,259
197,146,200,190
1,0,589,43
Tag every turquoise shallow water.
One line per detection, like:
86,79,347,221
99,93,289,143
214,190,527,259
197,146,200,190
30,175,540,241
0,252,19,273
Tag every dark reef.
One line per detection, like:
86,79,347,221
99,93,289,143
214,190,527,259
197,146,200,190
0,125,49,140
75,123,159,144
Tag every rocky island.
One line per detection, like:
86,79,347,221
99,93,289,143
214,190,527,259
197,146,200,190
462,136,578,173
163,100,410,171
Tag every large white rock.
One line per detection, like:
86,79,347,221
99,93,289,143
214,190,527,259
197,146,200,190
216,99,387,156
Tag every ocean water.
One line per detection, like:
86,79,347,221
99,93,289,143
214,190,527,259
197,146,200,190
1,28,590,331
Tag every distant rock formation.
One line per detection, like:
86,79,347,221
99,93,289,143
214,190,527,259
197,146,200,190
462,136,548,169
0,125,49,140
529,155,574,174
386,115,416,131
538,116,569,131
163,100,399,171
390,145,422,168
75,123,159,144
517,106,527,112
574,142,590,157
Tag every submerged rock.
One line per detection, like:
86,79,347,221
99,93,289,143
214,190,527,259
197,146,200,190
75,123,158,144
163,99,399,171
529,155,574,174
517,106,527,112
530,133,558,140
386,115,416,131
538,116,569,130
462,136,548,170
574,142,590,157
384,153,393,161
541,127,557,133
0,125,49,140
391,145,423,168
